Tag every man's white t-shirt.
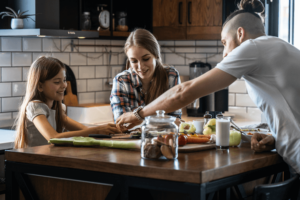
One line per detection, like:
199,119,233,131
216,36,300,174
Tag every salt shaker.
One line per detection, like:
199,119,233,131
203,111,212,125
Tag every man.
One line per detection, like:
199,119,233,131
116,1,300,175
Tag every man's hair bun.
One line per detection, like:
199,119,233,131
239,0,264,13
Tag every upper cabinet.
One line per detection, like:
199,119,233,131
153,0,222,40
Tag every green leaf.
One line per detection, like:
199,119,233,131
5,7,18,18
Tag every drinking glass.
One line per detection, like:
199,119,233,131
216,116,230,150
193,119,204,134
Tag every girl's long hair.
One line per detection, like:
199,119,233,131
14,56,66,149
124,29,169,104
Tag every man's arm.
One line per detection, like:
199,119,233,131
139,68,236,117
116,68,236,127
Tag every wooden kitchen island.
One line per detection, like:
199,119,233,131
5,144,287,200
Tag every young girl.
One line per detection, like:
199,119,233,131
14,56,119,149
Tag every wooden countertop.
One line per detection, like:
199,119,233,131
5,144,282,184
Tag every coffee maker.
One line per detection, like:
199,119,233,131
187,62,228,117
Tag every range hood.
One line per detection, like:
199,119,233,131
0,29,99,39
0,0,99,39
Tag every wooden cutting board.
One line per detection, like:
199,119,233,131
178,143,216,153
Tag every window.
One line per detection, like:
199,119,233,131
267,0,300,49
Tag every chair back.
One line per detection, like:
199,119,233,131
253,174,300,200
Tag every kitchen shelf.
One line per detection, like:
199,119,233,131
99,30,111,37
112,31,130,37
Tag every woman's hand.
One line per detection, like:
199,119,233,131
93,123,121,135
251,133,275,152
116,112,143,131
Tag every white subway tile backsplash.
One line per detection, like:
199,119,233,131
0,53,11,66
196,47,218,53
159,41,175,53
87,53,103,65
207,54,223,63
76,80,87,92
175,41,195,53
185,53,207,64
102,79,112,91
12,82,27,96
96,40,111,52
111,66,123,78
165,53,185,65
0,113,11,120
78,92,95,104
236,94,256,107
23,38,42,52
43,39,61,52
119,53,127,65
2,68,22,82
96,91,111,104
32,53,52,62
229,80,247,93
217,41,223,46
229,93,235,106
13,112,18,119
87,79,103,92
70,66,78,79
23,67,30,81
104,52,118,65
0,83,11,97
61,39,78,52
111,40,126,46
196,41,217,46
51,53,70,65
1,37,22,51
228,106,247,119
12,53,32,66
2,97,22,112
70,53,87,65
174,66,189,76
79,66,95,79
79,39,95,52
96,66,108,78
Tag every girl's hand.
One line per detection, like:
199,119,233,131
116,112,143,130
94,123,121,135
251,133,275,152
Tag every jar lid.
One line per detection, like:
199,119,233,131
145,110,176,123
83,12,90,15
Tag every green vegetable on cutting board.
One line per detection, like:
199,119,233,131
49,137,140,149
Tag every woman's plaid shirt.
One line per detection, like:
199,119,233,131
110,67,182,122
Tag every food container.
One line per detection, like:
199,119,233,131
116,11,128,32
141,110,178,160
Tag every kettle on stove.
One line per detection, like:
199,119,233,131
187,61,228,117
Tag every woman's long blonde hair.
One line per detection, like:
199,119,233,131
14,56,66,149
124,29,169,104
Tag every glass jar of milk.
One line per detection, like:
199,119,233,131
216,116,231,150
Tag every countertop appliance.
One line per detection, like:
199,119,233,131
187,61,228,117
0,0,98,38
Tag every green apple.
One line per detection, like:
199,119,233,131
229,130,241,146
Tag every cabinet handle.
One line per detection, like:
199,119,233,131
178,2,182,24
188,1,192,24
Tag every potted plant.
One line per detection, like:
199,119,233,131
0,7,35,29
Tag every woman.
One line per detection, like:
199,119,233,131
110,29,182,128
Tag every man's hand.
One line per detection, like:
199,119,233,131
251,133,275,152
116,112,143,131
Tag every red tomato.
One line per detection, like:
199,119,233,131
178,135,188,146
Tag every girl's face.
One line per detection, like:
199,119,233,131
39,68,67,105
127,46,157,81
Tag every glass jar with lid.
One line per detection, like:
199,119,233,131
141,110,178,160
81,12,91,30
